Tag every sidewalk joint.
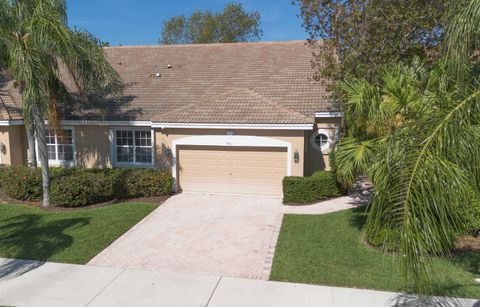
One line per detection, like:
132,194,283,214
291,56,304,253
205,276,222,307
84,267,126,307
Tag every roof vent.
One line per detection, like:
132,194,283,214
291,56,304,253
167,64,172,69
155,73,161,79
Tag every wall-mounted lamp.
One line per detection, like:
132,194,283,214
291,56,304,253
294,149,300,163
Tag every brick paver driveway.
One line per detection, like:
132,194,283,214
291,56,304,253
88,193,283,279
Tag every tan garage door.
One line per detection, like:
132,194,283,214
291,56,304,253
177,145,287,196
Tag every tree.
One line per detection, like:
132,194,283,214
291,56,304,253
159,2,262,44
334,59,480,294
331,0,480,292
292,0,463,82
0,0,122,206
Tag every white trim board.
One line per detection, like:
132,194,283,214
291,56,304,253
153,123,314,130
314,112,343,118
61,120,153,127
0,120,25,126
171,135,293,192
0,119,316,130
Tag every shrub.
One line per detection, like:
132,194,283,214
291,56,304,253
0,164,8,187
365,226,400,251
50,172,113,207
1,165,172,206
2,166,42,201
283,171,345,204
124,169,172,198
49,166,79,179
328,150,338,177
459,190,480,236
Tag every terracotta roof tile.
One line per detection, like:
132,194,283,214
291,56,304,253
0,40,339,124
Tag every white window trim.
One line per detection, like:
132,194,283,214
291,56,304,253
109,128,155,167
171,135,292,192
35,126,76,167
309,128,333,152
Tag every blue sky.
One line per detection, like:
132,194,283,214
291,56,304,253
66,0,308,46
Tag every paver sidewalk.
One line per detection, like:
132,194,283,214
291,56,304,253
0,258,477,307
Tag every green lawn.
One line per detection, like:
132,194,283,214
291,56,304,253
270,208,480,299
0,202,158,264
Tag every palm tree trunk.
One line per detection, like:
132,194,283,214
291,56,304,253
26,122,37,168
33,106,50,206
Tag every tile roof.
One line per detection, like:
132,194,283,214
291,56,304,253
156,87,313,124
0,40,339,124
0,80,24,121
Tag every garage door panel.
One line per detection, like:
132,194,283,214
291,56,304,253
178,145,287,196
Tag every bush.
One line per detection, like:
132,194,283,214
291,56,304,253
460,190,480,236
2,166,42,201
124,169,173,198
328,150,338,177
1,165,173,206
50,172,113,207
365,227,400,251
283,171,345,204
0,164,8,187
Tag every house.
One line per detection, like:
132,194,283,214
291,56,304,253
0,41,341,196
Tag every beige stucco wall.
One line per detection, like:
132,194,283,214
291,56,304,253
0,126,27,165
304,117,342,176
74,125,112,168
0,122,343,180
155,128,306,181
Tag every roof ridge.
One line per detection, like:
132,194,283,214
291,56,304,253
104,40,309,49
154,88,244,121
240,88,312,122
155,87,312,124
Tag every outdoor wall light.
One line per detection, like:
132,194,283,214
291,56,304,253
294,149,300,163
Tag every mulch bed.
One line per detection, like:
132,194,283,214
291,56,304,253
454,235,480,253
0,189,171,211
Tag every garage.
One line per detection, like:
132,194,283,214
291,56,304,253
177,145,288,196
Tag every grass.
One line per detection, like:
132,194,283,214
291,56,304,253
0,202,158,264
270,207,480,299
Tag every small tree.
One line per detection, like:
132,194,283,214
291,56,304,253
159,2,262,44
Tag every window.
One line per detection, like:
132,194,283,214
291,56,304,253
114,129,153,165
309,129,331,152
314,133,329,148
46,129,75,163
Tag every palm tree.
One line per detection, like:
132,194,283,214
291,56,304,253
334,58,480,294
0,0,122,206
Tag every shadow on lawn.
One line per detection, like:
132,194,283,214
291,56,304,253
348,206,368,231
451,251,480,276
0,214,90,263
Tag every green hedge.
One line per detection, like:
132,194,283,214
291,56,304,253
2,166,172,207
2,166,42,201
50,172,113,207
283,171,345,204
124,169,173,198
